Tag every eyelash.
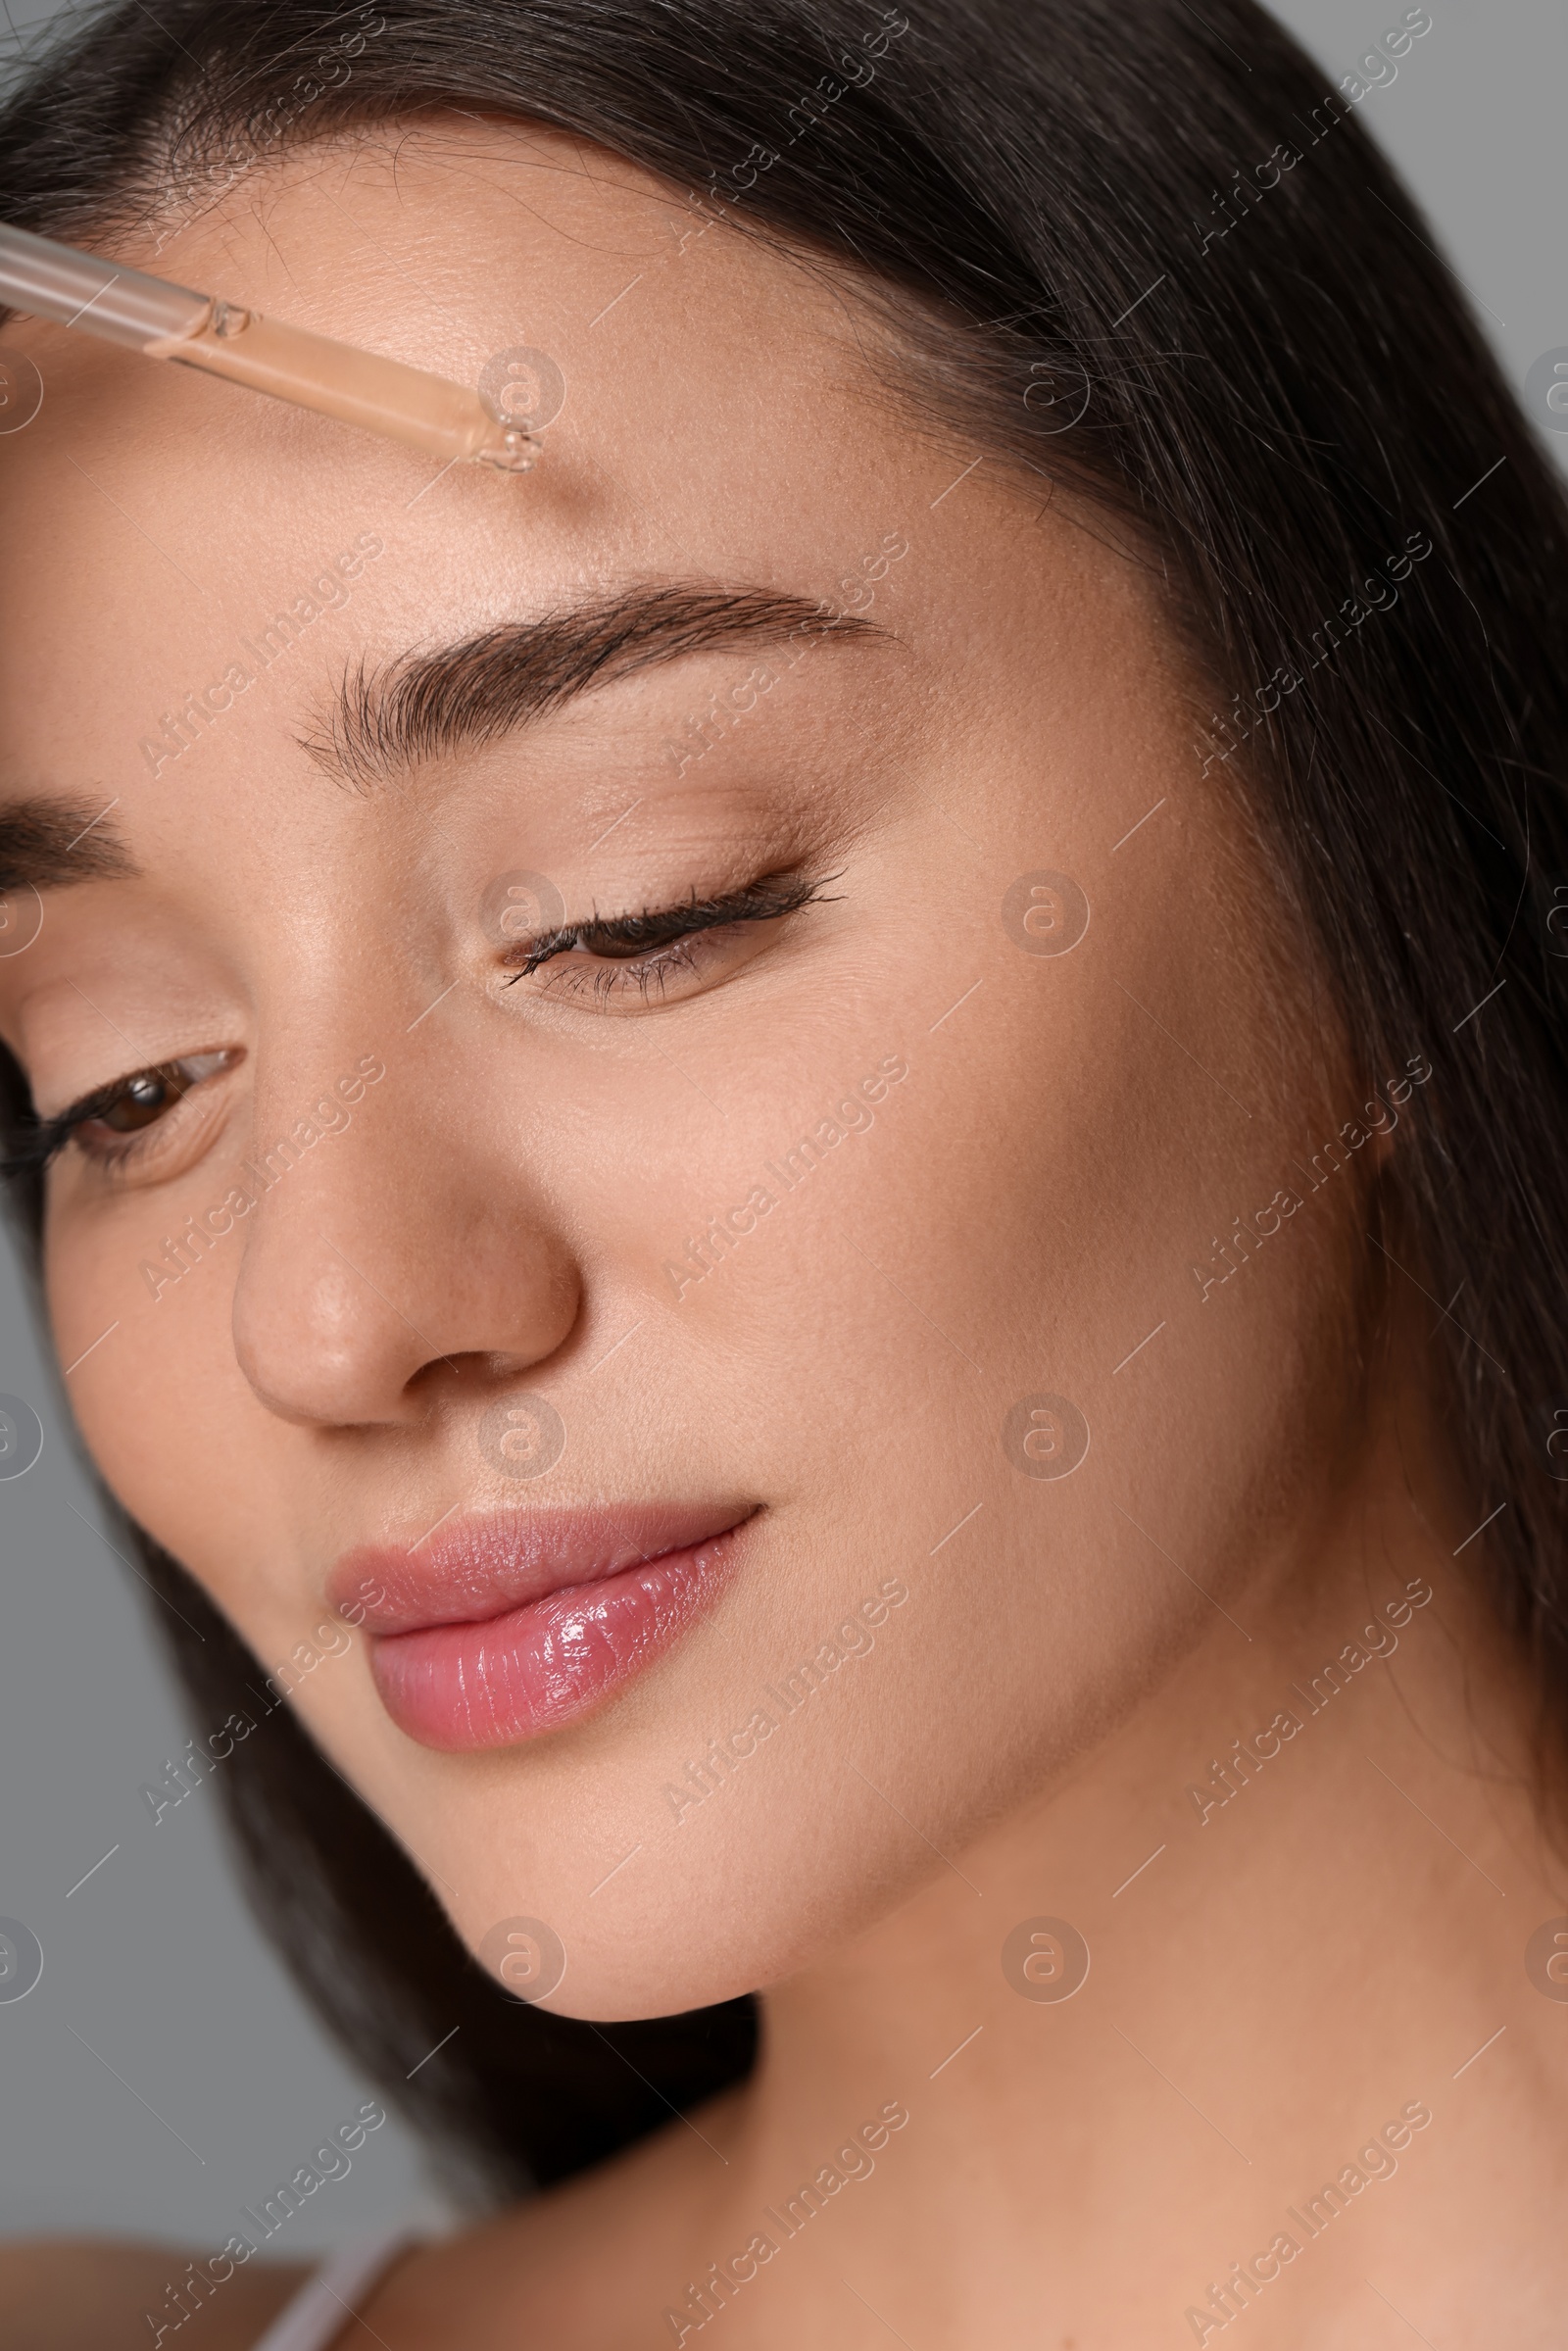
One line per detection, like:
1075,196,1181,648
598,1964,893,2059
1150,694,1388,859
501,870,840,1004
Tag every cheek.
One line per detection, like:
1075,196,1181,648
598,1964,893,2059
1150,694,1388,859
45,1209,196,1496
43,1197,307,1657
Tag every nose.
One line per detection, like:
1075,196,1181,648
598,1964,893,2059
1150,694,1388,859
228,1036,581,1427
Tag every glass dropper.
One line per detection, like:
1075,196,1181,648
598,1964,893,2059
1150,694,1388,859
0,220,539,471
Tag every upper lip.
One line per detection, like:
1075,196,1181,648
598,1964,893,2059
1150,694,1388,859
329,1500,755,1637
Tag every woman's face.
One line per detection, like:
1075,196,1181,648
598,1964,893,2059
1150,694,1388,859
0,122,1363,2016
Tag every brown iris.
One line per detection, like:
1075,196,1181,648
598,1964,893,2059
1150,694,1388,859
93,1063,200,1134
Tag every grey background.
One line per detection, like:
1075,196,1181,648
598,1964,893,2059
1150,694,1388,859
1,0,1564,2260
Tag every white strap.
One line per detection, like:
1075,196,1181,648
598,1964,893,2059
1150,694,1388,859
251,2233,413,2351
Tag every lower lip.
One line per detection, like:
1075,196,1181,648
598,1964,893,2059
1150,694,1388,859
367,1530,740,1750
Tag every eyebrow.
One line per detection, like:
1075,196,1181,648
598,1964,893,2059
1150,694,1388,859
302,582,888,788
0,799,140,893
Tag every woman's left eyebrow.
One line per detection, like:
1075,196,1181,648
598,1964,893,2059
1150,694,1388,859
300,579,891,789
0,797,139,892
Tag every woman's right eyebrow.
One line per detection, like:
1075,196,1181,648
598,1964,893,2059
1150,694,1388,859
0,797,139,893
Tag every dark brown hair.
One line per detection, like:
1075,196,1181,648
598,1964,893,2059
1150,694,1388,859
2,0,1565,2198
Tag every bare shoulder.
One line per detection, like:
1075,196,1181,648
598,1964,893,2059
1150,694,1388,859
0,2236,312,2351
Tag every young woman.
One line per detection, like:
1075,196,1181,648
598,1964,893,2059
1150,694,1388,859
2,0,1566,2343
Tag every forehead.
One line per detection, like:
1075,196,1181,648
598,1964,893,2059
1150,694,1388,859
0,120,924,773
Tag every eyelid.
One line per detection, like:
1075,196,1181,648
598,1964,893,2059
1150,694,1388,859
500,870,841,982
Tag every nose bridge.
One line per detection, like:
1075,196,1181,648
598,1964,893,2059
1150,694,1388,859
242,1041,389,1199
227,1017,581,1427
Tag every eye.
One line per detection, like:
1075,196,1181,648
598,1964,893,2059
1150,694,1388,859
96,1068,192,1133
7,1049,238,1179
500,871,841,1007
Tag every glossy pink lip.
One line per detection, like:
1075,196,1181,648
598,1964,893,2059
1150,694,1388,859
331,1503,752,1750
